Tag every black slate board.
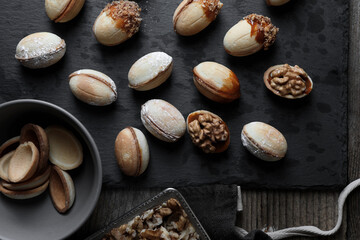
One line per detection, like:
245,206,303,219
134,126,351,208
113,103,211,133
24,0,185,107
0,0,348,189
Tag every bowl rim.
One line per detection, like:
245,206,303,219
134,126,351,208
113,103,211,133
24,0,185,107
0,99,103,239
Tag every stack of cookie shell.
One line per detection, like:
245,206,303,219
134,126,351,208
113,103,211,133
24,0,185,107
0,124,83,214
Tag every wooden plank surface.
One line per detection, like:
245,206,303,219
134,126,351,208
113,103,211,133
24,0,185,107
237,190,346,240
74,1,359,239
347,0,360,239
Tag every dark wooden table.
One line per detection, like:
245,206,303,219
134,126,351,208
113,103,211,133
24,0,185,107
74,1,360,239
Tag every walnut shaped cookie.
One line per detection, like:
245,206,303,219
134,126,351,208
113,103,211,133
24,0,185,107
264,64,313,99
187,110,230,153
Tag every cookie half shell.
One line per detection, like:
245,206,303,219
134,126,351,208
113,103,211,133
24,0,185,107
20,123,49,173
0,180,49,200
8,142,39,183
0,151,14,182
0,136,20,158
2,165,51,191
46,126,83,170
49,166,75,213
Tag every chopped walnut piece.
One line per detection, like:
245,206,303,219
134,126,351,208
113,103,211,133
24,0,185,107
188,112,229,153
142,209,154,221
119,224,127,234
171,215,188,232
131,216,144,231
244,14,279,49
169,231,179,239
159,226,171,240
140,229,162,240
109,229,121,240
146,212,163,229
166,198,182,211
268,64,310,97
179,224,199,240
158,207,172,216
109,227,133,240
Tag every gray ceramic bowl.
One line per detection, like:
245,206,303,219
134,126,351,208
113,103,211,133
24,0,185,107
0,99,102,240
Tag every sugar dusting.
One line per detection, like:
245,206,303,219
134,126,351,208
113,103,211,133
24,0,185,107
129,51,173,85
141,52,172,73
141,99,184,142
16,34,64,59
15,33,66,68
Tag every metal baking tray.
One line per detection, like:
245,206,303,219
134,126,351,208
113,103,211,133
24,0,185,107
85,188,211,240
